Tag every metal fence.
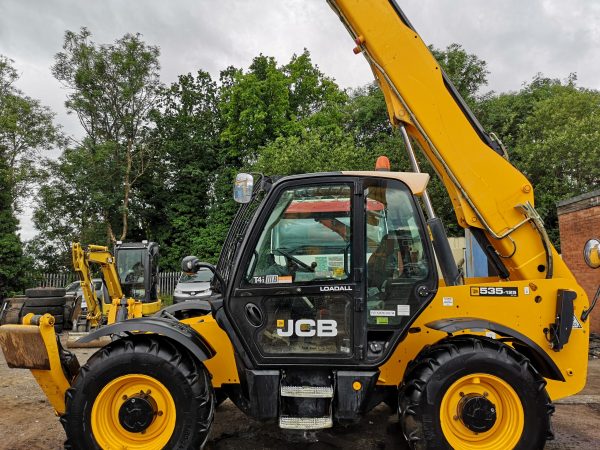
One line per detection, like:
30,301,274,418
25,271,182,296
158,271,180,296
26,272,77,289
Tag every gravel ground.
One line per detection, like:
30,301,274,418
0,335,599,449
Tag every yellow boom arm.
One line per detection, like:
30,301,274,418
71,242,127,327
327,0,574,282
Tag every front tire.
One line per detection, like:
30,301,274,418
399,336,553,450
62,335,214,449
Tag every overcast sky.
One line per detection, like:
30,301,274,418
2,0,599,240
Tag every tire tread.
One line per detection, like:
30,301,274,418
398,335,553,450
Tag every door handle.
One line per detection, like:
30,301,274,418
245,303,263,327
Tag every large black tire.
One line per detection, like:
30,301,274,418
23,296,66,307
399,336,553,450
25,287,66,298
21,305,65,317
61,335,215,449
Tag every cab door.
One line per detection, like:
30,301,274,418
226,177,366,366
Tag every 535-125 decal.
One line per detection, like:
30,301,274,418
470,286,518,297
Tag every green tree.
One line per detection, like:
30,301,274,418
28,147,112,271
0,156,26,296
195,51,349,262
254,126,372,176
0,55,63,210
147,71,221,268
51,28,162,242
430,43,489,106
516,83,600,246
475,74,599,248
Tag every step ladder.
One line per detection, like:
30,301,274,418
278,385,334,430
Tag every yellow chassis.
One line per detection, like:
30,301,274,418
0,275,588,418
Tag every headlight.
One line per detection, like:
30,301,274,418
174,289,183,294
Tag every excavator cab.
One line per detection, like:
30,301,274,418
114,240,160,304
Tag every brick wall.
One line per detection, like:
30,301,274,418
557,190,600,333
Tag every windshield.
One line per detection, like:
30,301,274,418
65,281,80,291
179,270,212,283
117,248,146,298
247,184,353,284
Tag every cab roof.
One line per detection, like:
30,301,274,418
342,171,429,195
273,171,430,196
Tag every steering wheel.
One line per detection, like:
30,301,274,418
273,248,316,272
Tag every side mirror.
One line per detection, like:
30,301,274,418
233,173,254,204
181,257,225,293
181,256,201,273
584,238,600,269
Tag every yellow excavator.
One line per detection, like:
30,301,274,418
71,240,162,329
0,1,597,449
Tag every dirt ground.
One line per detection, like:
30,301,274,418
0,341,599,449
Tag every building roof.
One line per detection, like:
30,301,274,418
557,189,600,215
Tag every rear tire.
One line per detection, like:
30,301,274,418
21,305,64,316
398,336,553,450
23,296,66,307
25,287,66,298
61,335,215,449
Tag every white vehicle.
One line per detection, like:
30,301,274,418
173,268,213,303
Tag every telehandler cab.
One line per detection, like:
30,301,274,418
0,1,596,449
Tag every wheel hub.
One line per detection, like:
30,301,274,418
458,393,497,432
118,393,157,433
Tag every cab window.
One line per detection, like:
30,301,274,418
365,180,430,326
247,184,352,284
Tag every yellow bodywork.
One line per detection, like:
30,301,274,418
178,278,588,401
324,0,589,401
182,314,239,387
377,280,589,401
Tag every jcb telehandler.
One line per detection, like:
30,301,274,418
0,1,597,448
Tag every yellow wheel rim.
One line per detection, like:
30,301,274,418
440,373,524,450
91,374,176,450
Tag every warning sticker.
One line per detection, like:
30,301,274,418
470,287,518,297
397,305,411,316
253,275,277,284
370,310,396,317
253,274,293,284
376,317,389,325
572,315,583,329
443,297,454,307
